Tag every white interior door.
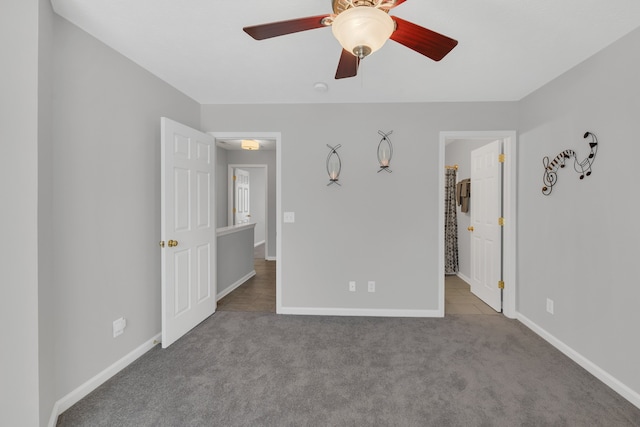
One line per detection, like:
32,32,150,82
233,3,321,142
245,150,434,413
161,117,216,348
469,140,503,312
233,168,251,224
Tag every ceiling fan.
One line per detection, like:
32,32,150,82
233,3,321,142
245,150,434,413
243,0,458,79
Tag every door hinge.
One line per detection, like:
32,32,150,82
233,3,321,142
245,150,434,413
233,175,237,181
233,207,236,214
498,217,505,226
498,153,506,163
498,280,505,289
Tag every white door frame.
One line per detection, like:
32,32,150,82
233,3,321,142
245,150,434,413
439,131,517,319
228,164,268,252
210,131,282,313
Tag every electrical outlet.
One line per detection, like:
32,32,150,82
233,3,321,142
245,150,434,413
113,317,127,338
368,281,375,293
349,281,356,292
546,298,554,314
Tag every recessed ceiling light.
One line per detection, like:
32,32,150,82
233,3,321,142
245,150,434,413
314,82,329,92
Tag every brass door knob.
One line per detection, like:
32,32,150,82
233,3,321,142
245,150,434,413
467,226,474,232
168,240,178,247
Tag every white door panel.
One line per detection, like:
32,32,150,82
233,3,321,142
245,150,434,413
196,243,211,301
234,168,251,224
161,117,216,348
197,172,211,229
470,140,502,312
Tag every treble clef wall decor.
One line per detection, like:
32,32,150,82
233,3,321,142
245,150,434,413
542,131,598,195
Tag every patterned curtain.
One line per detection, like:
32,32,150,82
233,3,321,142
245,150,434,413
444,169,459,274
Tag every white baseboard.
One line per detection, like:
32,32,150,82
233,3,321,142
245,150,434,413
265,256,276,261
456,272,472,285
254,240,265,248
279,306,442,318
216,270,256,301
517,313,640,410
48,333,162,427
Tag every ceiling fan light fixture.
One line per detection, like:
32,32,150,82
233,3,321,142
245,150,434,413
331,6,394,59
241,139,260,150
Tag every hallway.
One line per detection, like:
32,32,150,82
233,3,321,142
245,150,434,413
217,243,276,313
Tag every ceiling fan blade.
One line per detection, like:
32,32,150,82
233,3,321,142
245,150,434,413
335,49,360,79
390,17,458,61
243,15,331,40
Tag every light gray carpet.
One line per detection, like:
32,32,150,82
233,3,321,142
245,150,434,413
57,312,640,426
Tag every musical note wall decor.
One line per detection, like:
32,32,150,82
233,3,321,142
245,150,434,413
542,132,598,195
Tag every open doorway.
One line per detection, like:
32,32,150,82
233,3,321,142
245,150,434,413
211,132,281,313
439,131,517,319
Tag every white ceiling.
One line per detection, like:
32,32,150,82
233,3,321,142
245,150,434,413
51,0,640,105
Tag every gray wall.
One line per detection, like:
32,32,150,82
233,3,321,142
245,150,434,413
215,146,228,228
51,14,201,398
518,27,640,395
202,103,518,311
217,227,256,297
445,139,492,280
38,0,56,425
0,1,41,425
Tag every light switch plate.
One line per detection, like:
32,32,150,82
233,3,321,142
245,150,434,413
284,212,295,223
113,317,126,338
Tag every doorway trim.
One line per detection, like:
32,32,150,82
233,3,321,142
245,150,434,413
439,131,517,319
227,164,268,258
210,131,282,313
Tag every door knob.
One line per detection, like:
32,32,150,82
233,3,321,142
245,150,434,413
467,226,474,232
168,240,178,247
